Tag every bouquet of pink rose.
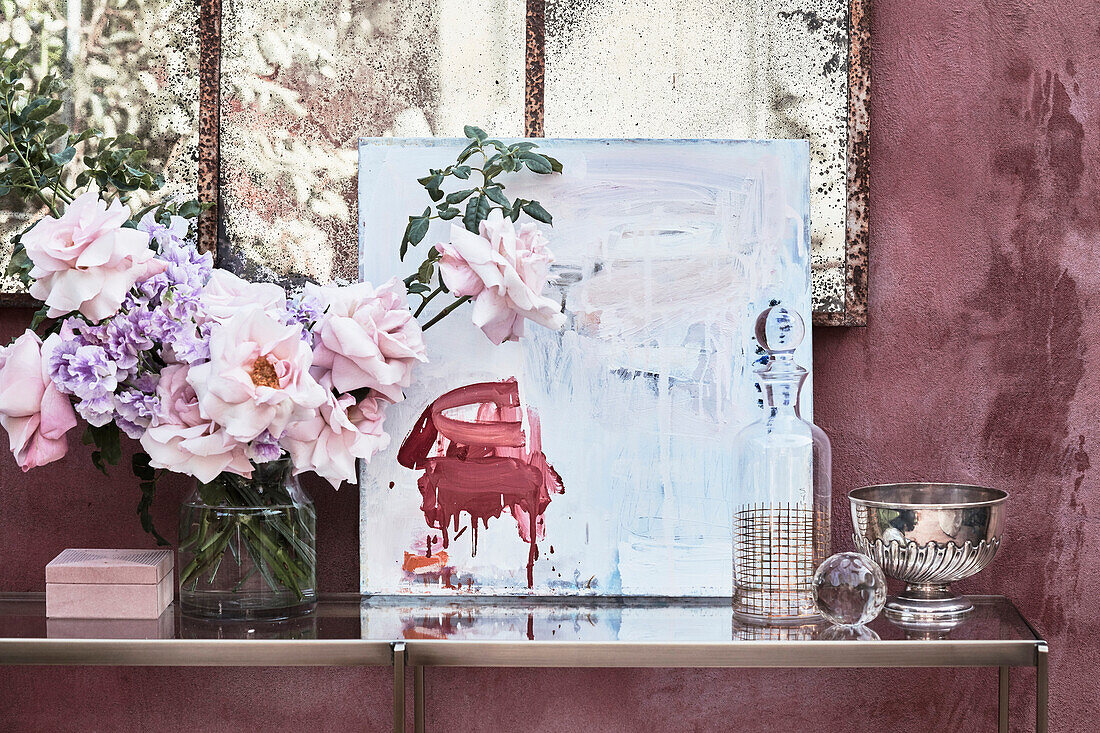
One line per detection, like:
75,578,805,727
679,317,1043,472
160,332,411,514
2,44,567,610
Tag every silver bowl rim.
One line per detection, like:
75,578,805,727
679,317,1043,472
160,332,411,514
849,482,1009,510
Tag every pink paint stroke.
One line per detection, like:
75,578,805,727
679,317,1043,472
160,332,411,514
398,379,564,588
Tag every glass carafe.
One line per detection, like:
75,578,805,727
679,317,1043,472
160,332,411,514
732,307,831,624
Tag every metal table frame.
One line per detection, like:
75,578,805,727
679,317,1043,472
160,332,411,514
0,594,1048,732
393,638,1048,733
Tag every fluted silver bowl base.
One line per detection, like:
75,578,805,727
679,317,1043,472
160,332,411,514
884,583,974,629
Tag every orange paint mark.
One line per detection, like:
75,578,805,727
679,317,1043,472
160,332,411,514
402,550,449,575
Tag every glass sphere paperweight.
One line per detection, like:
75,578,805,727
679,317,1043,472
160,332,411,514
812,552,887,626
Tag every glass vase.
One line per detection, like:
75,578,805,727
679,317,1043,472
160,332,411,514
178,458,317,620
732,307,831,624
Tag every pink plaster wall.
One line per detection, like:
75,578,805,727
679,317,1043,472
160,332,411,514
3,0,1100,729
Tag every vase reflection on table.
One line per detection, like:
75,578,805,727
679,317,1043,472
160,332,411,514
179,458,317,620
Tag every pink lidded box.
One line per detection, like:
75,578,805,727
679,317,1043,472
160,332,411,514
45,549,174,619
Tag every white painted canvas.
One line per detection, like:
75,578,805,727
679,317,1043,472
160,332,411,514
359,139,811,596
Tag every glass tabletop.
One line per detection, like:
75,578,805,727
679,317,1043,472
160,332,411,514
0,594,1039,644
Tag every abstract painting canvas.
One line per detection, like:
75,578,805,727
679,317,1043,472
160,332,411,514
359,139,811,596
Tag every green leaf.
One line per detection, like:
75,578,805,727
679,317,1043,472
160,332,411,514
519,151,553,174
41,122,67,144
407,282,431,295
445,188,475,205
544,154,564,173
417,259,434,283
134,453,170,546
176,199,204,219
456,140,479,164
49,147,75,166
28,304,50,330
4,244,32,286
438,207,459,220
452,165,471,179
484,186,510,208
90,423,122,467
463,125,487,142
68,128,98,145
405,213,430,250
132,451,156,481
463,195,490,233
522,200,553,224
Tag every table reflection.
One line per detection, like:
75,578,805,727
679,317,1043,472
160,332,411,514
357,596,1030,643
4,596,1031,643
47,613,175,641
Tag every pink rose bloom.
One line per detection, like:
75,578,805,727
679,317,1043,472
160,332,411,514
23,191,167,321
0,331,78,471
282,393,390,488
307,278,426,401
187,306,327,442
200,269,287,322
140,364,252,482
437,209,566,345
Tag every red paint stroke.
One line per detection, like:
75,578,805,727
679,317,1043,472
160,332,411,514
398,379,564,588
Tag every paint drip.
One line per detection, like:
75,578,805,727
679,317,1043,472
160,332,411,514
398,379,564,587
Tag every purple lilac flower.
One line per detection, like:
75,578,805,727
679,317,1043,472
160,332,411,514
247,430,284,464
167,320,212,365
138,211,190,249
101,311,156,378
76,395,115,427
47,342,119,401
130,372,160,393
159,240,213,293
46,321,123,427
114,388,161,439
286,293,323,345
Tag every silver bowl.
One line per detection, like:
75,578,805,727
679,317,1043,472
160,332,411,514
849,483,1007,627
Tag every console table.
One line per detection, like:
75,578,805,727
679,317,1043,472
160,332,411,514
0,594,1047,732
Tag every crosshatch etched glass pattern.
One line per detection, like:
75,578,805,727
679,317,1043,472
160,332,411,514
734,504,817,620
0,0,199,293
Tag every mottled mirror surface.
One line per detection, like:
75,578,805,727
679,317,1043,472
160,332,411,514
219,0,526,283
219,0,849,314
543,0,848,313
0,0,199,293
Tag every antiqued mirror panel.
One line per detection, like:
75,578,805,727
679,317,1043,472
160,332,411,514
218,0,526,284
0,0,199,294
215,0,856,319
541,0,848,314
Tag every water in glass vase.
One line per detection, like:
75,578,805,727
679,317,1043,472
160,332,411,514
178,459,317,620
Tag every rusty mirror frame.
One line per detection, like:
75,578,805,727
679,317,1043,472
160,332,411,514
3,0,868,326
